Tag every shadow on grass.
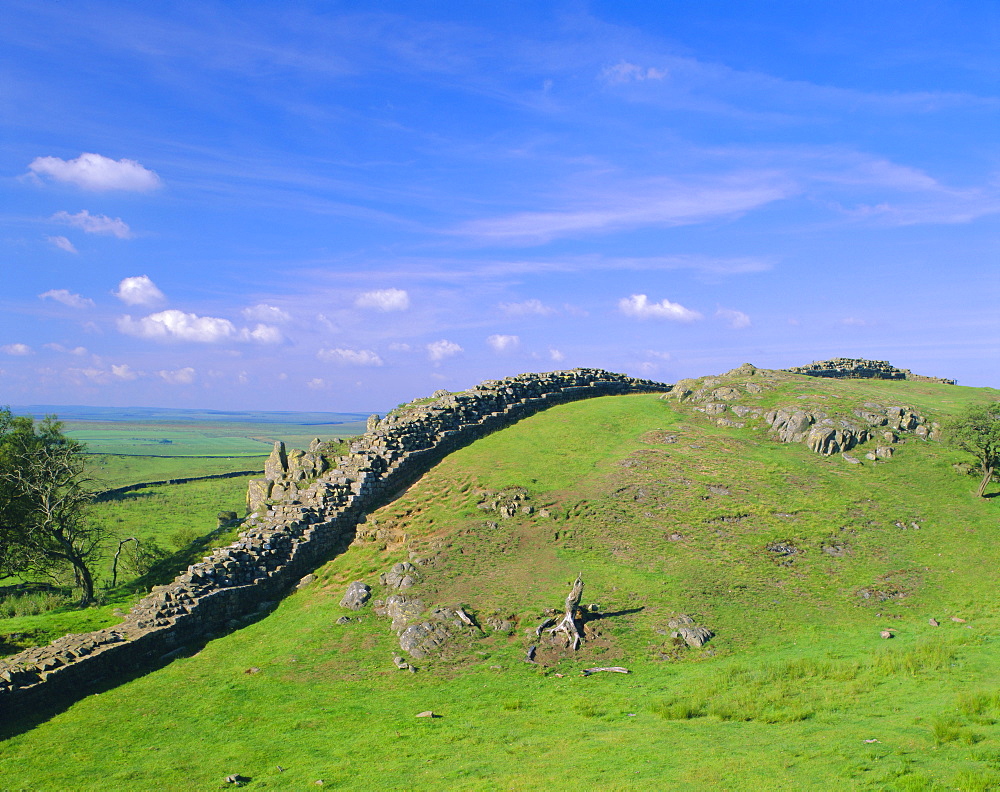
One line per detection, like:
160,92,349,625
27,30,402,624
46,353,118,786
0,595,289,741
583,607,645,622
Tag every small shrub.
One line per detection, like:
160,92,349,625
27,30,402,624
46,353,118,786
169,526,202,551
0,590,69,619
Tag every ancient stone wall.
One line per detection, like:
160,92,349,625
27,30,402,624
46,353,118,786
785,358,956,385
0,369,666,713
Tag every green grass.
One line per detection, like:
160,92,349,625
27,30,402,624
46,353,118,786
2,382,1000,789
64,419,366,457
87,454,267,489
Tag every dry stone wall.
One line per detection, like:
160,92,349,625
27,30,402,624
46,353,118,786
0,368,666,714
785,358,956,385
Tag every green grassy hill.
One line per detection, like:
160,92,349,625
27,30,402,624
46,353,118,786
3,372,1000,790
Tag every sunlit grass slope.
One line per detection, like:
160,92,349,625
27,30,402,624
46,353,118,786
3,381,1000,790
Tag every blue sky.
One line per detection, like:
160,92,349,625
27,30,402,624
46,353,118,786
2,1,998,411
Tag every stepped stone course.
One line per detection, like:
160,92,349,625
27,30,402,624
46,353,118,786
0,368,665,712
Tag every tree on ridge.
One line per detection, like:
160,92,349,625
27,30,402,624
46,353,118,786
949,402,1000,498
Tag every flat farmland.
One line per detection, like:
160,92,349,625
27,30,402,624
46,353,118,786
63,418,369,458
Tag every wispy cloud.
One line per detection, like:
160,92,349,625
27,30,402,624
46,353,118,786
1,343,33,356
158,367,196,385
317,347,384,366
355,288,410,311
619,294,702,322
716,307,751,329
39,289,95,309
29,152,161,191
600,61,666,85
451,173,794,245
53,209,132,238
47,235,77,253
242,303,291,323
499,298,556,316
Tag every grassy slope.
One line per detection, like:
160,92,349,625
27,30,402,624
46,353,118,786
3,380,1000,790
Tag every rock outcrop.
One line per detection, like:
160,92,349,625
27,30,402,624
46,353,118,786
663,365,940,458
785,358,956,385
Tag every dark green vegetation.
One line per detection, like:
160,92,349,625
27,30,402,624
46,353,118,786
3,374,1000,789
0,411,101,603
949,402,1000,497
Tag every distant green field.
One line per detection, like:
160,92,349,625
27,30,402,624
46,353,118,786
87,455,268,490
65,419,367,457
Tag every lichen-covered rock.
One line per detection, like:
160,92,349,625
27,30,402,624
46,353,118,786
264,441,288,481
340,581,372,610
380,562,419,589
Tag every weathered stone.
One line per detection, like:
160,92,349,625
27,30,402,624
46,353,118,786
340,581,372,610
380,562,419,589
674,625,713,648
264,441,288,481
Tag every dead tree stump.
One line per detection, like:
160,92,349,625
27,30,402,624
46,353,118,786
548,574,584,650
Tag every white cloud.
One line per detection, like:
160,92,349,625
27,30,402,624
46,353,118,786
317,347,384,366
307,377,326,390
618,294,702,322
111,364,138,380
48,236,77,253
39,289,95,309
716,308,752,329
44,343,88,356
237,371,249,385
601,61,667,85
158,367,196,385
114,275,165,306
240,324,283,344
549,348,565,362
53,210,131,239
242,303,290,323
316,313,339,332
1,344,32,356
487,334,519,353
388,342,412,352
355,288,410,311
645,350,673,360
29,152,161,192
842,317,870,327
427,339,463,362
118,310,236,343
499,298,555,316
